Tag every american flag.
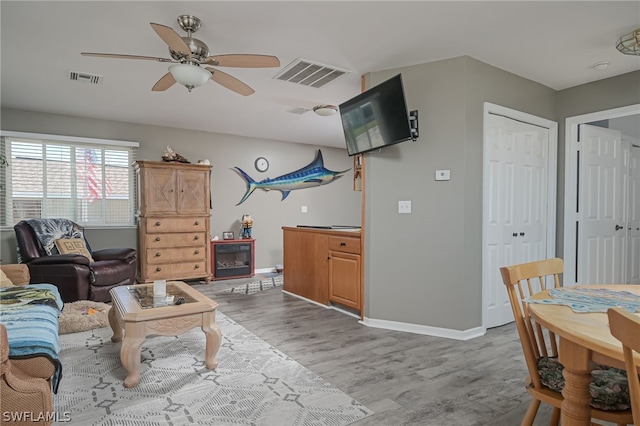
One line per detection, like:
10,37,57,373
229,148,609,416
85,148,101,203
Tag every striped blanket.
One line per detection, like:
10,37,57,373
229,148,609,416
0,284,63,392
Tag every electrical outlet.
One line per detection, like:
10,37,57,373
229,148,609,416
398,200,411,214
301,205,308,213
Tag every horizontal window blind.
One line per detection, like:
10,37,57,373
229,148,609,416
1,132,138,227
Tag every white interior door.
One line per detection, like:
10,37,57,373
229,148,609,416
628,145,640,284
578,124,627,284
484,113,551,328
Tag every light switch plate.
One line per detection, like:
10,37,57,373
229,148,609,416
435,170,451,181
301,205,308,213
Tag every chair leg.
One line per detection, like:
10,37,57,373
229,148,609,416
550,407,560,426
521,399,541,426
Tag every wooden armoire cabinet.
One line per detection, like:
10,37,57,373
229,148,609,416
133,161,212,283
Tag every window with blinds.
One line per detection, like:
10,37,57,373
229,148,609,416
1,132,138,227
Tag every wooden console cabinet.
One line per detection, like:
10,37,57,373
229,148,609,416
282,227,362,313
134,161,212,283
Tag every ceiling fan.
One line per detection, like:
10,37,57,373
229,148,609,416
81,15,280,95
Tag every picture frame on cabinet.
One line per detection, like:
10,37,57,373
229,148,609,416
223,232,235,240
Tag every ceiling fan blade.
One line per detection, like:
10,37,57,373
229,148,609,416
203,54,280,68
206,67,255,96
81,52,173,62
152,73,176,91
150,22,191,58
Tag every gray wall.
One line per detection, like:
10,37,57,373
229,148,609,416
0,108,361,269
2,64,637,335
555,70,640,258
363,56,556,330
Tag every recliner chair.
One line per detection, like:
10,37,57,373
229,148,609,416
14,219,137,303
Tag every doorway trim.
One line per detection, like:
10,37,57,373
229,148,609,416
482,102,558,331
563,103,640,286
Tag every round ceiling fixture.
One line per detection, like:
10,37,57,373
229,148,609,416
313,105,338,116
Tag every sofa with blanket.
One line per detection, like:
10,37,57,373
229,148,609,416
0,264,63,425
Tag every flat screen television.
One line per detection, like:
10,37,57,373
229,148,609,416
339,73,414,156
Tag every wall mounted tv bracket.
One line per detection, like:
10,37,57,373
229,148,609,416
409,110,419,141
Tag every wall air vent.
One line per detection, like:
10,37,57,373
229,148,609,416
68,71,103,85
275,58,349,88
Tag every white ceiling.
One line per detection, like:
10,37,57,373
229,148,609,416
2,1,639,149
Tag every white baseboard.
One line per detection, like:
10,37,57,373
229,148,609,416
281,291,361,319
255,267,277,274
360,317,485,341
281,290,331,309
281,290,484,339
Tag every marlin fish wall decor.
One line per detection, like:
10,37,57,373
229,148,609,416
233,149,349,205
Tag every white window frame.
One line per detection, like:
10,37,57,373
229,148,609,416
1,130,139,227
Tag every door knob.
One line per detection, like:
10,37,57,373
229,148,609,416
615,224,623,231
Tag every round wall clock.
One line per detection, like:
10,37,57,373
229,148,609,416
254,157,269,172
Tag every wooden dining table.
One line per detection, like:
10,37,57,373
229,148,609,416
528,284,640,426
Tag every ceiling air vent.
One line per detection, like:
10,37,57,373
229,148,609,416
68,71,103,85
287,107,311,115
275,58,349,88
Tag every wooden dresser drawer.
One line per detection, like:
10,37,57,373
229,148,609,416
146,246,206,265
145,261,207,281
145,217,207,233
328,235,361,254
145,232,206,248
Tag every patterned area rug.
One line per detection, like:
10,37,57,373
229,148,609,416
53,311,372,425
223,274,284,295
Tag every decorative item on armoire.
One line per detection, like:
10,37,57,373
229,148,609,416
240,214,253,239
161,146,190,163
232,149,349,205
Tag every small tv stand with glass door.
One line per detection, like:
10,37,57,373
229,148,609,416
211,239,255,280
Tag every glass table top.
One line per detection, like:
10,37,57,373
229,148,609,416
129,282,197,309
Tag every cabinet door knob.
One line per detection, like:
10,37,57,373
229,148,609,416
156,267,162,272
155,221,161,226
513,233,518,237
519,232,525,236
155,236,161,242
155,252,161,257
194,235,200,240
195,264,200,269
194,221,199,226
340,242,346,246
195,250,200,255
615,224,623,231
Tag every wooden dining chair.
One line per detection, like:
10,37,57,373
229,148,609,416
500,258,633,426
607,307,640,426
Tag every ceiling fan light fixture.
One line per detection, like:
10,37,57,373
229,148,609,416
313,105,338,116
169,63,211,91
616,28,640,55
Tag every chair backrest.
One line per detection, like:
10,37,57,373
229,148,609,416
500,258,564,390
15,219,89,262
607,307,640,425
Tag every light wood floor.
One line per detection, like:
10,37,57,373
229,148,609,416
192,277,558,425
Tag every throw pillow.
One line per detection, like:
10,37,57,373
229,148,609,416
55,238,94,262
0,269,14,287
